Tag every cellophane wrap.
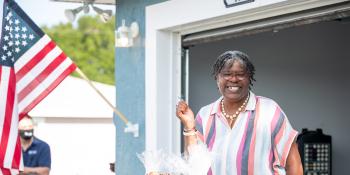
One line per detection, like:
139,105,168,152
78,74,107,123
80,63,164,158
137,142,211,175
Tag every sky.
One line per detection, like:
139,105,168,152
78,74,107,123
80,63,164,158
16,0,115,27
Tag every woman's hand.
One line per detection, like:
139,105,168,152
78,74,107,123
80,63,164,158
176,100,195,129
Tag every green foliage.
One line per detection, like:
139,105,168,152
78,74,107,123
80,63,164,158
42,15,115,85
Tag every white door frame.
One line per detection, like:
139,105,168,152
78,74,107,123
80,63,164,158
145,0,347,154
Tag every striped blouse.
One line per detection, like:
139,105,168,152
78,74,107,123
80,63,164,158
195,91,298,175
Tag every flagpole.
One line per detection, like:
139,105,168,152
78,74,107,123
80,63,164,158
75,68,129,125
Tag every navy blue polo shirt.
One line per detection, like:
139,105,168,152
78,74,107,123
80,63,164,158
23,137,51,168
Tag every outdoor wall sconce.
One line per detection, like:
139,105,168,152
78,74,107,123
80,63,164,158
115,19,139,47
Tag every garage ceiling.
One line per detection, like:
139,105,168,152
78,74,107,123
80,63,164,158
50,0,116,5
182,1,350,47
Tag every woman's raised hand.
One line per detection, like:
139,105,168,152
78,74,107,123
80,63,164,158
176,100,195,129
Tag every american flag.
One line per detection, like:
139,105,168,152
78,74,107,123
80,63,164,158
0,0,76,174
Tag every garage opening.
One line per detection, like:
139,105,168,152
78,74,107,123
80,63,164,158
181,2,350,174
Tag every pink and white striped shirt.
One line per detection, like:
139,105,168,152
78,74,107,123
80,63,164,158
195,92,298,175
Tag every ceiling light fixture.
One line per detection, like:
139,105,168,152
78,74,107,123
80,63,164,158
64,1,113,23
64,6,84,22
92,5,113,23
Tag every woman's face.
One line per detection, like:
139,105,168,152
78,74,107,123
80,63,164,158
217,59,250,103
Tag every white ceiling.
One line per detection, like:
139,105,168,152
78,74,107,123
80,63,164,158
50,0,115,5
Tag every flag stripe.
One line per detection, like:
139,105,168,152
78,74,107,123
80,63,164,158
11,136,21,170
3,99,18,169
15,40,56,82
0,67,12,167
18,51,67,102
0,67,16,167
18,61,76,115
0,67,7,140
0,167,19,175
18,57,75,111
16,45,63,93
0,167,11,175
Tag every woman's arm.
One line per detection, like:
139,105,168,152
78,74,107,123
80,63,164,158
286,142,303,175
176,101,197,152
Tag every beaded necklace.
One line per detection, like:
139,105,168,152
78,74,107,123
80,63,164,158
221,94,249,120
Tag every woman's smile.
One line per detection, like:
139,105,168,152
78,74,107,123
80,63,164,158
226,85,240,92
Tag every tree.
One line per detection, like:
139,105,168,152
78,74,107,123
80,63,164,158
42,15,115,84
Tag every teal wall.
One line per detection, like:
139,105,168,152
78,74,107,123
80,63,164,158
115,0,166,174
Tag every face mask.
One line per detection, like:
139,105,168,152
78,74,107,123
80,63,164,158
19,129,33,140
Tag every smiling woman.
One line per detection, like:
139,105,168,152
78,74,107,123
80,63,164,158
176,50,303,175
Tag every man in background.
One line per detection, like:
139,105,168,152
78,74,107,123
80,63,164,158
19,116,51,175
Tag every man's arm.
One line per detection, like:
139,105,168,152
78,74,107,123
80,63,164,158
286,142,303,175
23,166,50,175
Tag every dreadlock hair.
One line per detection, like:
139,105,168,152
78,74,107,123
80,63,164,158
212,50,256,88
